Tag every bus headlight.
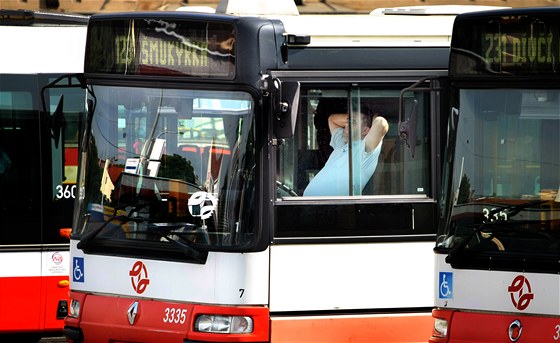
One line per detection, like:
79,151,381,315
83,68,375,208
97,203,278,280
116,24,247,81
433,318,448,338
194,314,253,334
68,299,81,319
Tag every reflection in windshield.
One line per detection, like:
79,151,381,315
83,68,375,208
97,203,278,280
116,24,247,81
74,85,255,253
439,89,560,255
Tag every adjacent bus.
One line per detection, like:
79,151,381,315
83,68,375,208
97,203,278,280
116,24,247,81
62,2,498,342
0,10,88,338
431,8,560,342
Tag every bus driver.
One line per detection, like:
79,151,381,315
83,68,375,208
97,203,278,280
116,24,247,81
304,110,389,196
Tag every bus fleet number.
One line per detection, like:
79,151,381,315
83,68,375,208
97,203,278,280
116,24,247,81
163,308,187,324
554,324,560,341
482,208,508,223
56,184,76,199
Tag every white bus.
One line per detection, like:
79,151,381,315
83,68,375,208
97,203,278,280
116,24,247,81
0,9,88,339
62,1,500,342
431,7,560,343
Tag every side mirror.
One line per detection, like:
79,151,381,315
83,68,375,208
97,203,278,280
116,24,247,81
398,76,440,159
40,73,89,150
399,99,418,158
272,78,300,138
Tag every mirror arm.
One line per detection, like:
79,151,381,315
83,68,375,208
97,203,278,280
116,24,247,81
41,73,86,113
270,77,300,139
398,76,441,158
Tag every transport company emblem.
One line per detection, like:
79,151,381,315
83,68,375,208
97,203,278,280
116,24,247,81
188,191,218,220
127,301,139,325
507,275,534,311
129,261,150,294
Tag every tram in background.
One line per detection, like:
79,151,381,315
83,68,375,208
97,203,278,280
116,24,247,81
0,10,88,339
61,1,501,342
430,7,560,343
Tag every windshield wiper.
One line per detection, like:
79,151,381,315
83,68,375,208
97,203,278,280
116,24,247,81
486,199,548,221
77,204,150,250
445,222,489,263
129,224,207,262
446,200,550,263
77,214,130,250
79,208,207,262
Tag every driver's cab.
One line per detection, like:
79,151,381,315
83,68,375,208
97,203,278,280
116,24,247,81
276,85,430,198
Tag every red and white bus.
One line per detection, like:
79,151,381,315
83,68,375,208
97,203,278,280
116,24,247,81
430,7,560,342
62,1,501,342
0,10,88,339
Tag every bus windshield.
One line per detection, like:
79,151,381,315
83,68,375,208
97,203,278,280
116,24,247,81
438,88,560,256
74,85,255,256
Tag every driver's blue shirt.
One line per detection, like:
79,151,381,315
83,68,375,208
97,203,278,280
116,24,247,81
303,128,382,196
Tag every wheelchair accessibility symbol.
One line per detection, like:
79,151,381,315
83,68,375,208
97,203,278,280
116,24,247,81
73,257,84,282
439,272,453,299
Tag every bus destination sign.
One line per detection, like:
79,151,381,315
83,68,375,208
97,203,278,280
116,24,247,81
451,13,560,76
85,18,235,79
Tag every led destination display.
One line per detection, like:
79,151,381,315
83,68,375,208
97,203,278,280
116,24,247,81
85,17,235,78
451,12,560,76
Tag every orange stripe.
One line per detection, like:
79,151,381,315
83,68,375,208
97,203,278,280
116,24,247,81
271,313,432,343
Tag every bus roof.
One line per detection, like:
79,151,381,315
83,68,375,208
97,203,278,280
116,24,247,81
175,3,510,47
0,9,88,26
277,14,456,47
0,10,88,74
370,5,509,16
277,6,510,47
216,0,298,16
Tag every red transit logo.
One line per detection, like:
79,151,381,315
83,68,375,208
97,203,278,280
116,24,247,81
507,275,534,311
129,261,150,294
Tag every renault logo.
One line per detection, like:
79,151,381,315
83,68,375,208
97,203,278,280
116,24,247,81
127,301,139,325
508,319,522,342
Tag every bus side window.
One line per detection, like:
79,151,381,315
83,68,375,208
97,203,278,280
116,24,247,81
276,89,429,198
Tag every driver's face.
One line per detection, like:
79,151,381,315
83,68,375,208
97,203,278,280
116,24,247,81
343,114,370,142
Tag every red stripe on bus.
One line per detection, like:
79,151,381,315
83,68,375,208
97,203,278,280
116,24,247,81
271,313,433,342
0,275,68,333
430,308,560,343
72,294,269,342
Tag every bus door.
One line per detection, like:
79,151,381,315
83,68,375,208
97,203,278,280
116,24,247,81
275,80,443,198
0,73,85,332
